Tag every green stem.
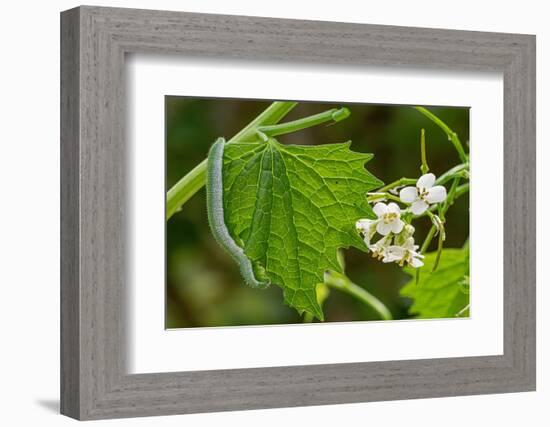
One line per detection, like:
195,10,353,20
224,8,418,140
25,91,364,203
166,162,207,219
420,225,437,254
366,192,403,203
416,179,469,281
375,161,468,196
410,107,468,282
433,231,444,271
258,107,350,139
440,178,460,221
435,163,469,186
420,128,429,174
415,224,437,285
166,101,297,219
454,183,470,199
426,211,445,272
414,106,468,163
324,271,392,320
377,178,417,193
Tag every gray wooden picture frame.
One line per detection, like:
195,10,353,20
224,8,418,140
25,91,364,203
60,5,536,421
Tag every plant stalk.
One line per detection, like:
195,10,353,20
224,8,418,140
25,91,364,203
257,107,350,139
420,128,429,174
435,163,469,186
376,177,417,193
324,271,392,320
166,101,297,219
414,106,468,163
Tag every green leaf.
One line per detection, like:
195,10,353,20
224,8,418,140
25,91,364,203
220,138,382,320
400,247,470,318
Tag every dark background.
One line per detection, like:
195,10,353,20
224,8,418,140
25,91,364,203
166,97,469,328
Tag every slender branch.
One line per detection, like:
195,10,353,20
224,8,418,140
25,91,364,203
440,177,460,221
416,178,468,281
414,106,468,163
433,231,444,271
166,162,207,220
375,161,468,197
166,101,297,219
257,107,350,139
324,271,392,320
376,178,417,193
426,211,445,272
435,163,469,186
420,128,429,174
366,192,402,203
420,225,437,254
453,183,470,199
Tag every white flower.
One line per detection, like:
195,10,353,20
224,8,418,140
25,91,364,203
356,219,377,246
399,173,447,215
369,235,392,261
372,202,404,236
384,237,424,268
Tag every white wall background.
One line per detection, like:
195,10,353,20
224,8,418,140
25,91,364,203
0,0,546,425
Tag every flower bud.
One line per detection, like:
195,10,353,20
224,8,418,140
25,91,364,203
404,224,415,237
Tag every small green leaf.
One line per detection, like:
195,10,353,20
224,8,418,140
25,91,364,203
219,138,382,320
400,247,469,318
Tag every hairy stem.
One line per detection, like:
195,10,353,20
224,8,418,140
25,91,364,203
324,271,393,320
166,101,297,219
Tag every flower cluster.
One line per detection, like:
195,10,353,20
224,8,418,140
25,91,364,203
356,173,447,268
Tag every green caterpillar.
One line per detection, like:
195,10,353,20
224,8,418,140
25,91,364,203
206,138,270,289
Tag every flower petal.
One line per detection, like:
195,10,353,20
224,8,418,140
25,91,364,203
356,219,373,233
417,173,436,190
362,226,377,246
403,237,416,250
411,200,429,215
376,221,393,236
373,202,388,217
384,246,404,263
387,202,401,215
425,185,447,204
409,257,424,268
391,219,404,234
399,186,418,203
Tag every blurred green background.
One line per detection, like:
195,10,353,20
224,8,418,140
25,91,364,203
166,97,469,329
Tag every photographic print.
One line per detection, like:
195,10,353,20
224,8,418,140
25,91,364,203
166,98,470,328
60,8,535,418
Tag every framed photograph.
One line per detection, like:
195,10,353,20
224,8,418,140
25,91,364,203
60,6,536,420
